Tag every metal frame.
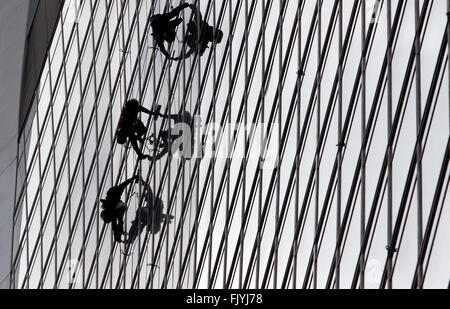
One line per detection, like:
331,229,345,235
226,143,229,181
11,0,450,289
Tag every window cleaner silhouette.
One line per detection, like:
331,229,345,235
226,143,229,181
125,182,174,245
150,3,191,60
176,4,224,60
100,176,140,243
148,111,196,161
116,99,166,160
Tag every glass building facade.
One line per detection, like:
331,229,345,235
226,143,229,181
11,0,450,289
